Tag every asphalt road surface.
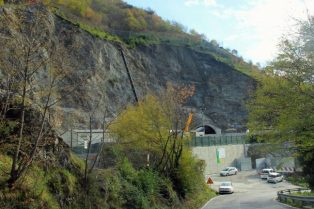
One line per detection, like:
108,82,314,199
202,170,298,209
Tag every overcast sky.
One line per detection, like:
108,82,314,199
124,0,314,65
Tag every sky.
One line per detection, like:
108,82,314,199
124,0,314,65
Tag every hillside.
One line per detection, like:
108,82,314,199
0,0,258,132
0,2,258,208
54,0,259,75
27,0,259,77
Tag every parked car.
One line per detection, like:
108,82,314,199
220,167,238,176
267,172,283,183
260,168,274,179
219,181,234,194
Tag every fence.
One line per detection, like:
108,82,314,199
277,188,314,208
60,129,115,154
190,133,247,147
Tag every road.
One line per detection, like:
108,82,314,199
202,170,298,209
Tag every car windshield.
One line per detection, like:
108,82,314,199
269,173,280,177
222,168,229,171
221,182,231,186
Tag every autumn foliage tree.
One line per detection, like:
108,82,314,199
108,84,207,198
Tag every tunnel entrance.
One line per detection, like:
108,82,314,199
195,125,216,135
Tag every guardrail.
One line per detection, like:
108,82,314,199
277,188,314,208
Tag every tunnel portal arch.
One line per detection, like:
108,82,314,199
195,124,218,135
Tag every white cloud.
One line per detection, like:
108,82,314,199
225,34,239,42
184,0,216,7
208,0,314,64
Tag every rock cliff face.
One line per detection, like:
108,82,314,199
1,6,256,132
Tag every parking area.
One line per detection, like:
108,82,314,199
202,170,299,209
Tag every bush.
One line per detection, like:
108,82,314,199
286,174,309,188
0,120,17,140
0,154,12,183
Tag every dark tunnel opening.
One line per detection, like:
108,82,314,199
195,125,216,134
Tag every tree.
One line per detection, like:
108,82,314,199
231,49,238,56
0,5,74,187
109,83,196,197
248,16,314,189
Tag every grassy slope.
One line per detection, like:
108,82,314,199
0,150,215,209
44,0,261,78
0,152,83,209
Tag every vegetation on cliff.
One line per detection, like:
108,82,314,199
47,0,260,76
0,84,215,208
2,0,260,77
0,5,215,207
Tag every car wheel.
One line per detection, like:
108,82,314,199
235,171,237,175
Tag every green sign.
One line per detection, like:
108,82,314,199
216,148,220,164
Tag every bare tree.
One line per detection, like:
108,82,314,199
0,6,74,187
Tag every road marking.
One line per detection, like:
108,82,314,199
199,195,223,209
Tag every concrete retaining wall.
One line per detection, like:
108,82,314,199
192,144,245,174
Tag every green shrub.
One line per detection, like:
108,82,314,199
286,175,309,188
121,179,149,209
22,166,46,197
0,121,17,140
115,158,180,209
0,154,12,183
172,149,215,208
97,169,123,208
48,168,77,196
70,152,85,172
117,158,137,181
136,169,159,196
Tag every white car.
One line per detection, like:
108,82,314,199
260,168,274,179
219,181,234,194
220,167,238,176
267,172,283,183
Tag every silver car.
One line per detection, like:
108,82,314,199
267,172,283,183
260,168,274,179
220,167,238,176
219,181,234,194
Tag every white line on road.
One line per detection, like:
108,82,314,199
199,195,222,209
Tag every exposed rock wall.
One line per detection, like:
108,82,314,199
1,6,257,132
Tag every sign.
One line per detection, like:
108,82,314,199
216,148,226,164
218,148,225,158
207,177,213,184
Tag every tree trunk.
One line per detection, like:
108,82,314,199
9,67,27,187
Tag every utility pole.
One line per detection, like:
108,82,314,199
84,116,92,186
119,46,150,166
70,128,73,149
119,47,139,103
